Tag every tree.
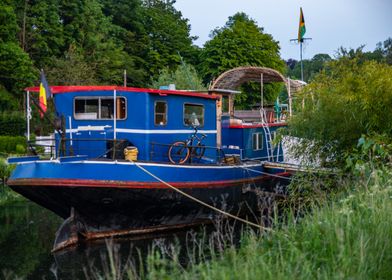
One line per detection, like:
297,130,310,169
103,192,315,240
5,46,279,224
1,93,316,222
13,0,64,68
285,58,392,166
198,13,285,108
99,0,149,85
47,44,98,85
287,53,332,82
58,0,136,84
0,2,35,107
199,13,285,82
142,0,197,81
150,62,206,90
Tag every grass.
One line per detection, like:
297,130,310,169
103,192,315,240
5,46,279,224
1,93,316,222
136,169,392,280
0,156,23,206
0,185,23,206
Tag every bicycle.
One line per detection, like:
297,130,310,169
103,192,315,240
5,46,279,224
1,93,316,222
168,126,207,164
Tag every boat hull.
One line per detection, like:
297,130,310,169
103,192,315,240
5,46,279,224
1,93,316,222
7,160,291,249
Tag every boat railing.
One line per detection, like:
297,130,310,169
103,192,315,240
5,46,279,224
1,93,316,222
27,138,130,160
150,142,229,165
27,139,56,158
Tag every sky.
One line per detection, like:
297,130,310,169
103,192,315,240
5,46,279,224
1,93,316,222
174,0,392,60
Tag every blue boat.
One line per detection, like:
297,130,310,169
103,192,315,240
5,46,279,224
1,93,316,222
7,67,297,251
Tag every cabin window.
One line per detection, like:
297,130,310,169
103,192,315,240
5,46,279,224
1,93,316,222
74,97,127,120
252,133,263,151
154,101,167,126
222,96,229,113
184,103,204,127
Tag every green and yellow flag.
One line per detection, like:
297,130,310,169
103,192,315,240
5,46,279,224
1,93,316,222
298,7,306,42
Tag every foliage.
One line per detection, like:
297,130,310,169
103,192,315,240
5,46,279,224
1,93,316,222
150,62,206,90
13,0,65,68
0,111,26,136
0,136,26,154
199,13,285,81
0,86,18,112
198,13,285,108
336,40,392,65
47,44,98,85
0,3,36,103
142,0,197,80
285,59,392,166
235,82,284,110
345,135,392,177
87,168,390,279
0,158,15,185
287,53,332,82
155,170,392,279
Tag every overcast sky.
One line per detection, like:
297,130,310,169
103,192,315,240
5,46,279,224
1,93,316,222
174,0,392,60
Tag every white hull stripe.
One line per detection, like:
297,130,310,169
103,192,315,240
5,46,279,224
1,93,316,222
65,128,217,134
24,160,263,169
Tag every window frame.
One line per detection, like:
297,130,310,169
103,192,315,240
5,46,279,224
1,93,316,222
183,103,205,127
73,96,127,120
154,100,168,126
252,132,264,151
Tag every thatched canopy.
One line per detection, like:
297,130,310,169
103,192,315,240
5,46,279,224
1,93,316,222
209,66,304,93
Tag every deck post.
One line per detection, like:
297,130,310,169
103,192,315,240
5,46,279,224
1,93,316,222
26,91,31,141
287,78,292,117
113,89,117,140
260,73,264,111
216,96,222,148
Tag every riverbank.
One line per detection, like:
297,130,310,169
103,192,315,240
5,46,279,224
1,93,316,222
0,185,24,206
140,169,392,279
0,157,23,206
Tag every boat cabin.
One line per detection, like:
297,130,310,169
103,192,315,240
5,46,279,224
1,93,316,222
25,67,303,164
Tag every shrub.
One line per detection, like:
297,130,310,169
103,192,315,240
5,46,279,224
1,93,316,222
285,59,392,166
0,111,26,136
0,136,26,154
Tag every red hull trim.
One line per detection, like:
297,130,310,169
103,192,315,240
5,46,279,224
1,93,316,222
8,172,291,190
229,123,287,128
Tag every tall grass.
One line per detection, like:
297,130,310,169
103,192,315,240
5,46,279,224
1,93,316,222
139,169,392,279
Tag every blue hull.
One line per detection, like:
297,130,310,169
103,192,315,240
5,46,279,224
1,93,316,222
8,159,290,250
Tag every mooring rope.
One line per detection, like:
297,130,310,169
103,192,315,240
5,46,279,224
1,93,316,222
130,160,272,231
239,166,292,180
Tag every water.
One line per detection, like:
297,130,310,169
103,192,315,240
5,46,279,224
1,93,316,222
0,200,230,279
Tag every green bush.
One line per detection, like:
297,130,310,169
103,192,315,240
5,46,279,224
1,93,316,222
285,59,392,167
0,136,26,154
0,111,26,136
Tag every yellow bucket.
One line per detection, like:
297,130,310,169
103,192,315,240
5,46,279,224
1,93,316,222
124,146,138,161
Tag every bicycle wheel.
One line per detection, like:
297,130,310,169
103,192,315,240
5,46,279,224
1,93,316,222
168,141,190,164
192,143,206,160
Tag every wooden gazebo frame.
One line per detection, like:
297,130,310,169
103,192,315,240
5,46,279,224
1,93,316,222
208,66,305,147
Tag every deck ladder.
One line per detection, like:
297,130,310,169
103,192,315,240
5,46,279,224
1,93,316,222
260,109,275,162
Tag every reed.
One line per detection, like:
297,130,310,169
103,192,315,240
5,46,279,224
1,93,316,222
141,169,392,279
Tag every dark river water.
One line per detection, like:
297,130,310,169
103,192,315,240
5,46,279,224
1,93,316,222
0,200,218,279
0,198,253,279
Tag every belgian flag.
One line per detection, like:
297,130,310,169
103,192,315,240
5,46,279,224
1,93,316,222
39,70,51,118
298,7,306,42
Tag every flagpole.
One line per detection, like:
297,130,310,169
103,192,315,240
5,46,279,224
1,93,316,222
290,7,311,82
300,41,304,81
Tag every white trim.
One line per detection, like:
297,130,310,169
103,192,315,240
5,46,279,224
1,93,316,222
32,159,261,169
116,128,217,134
63,128,217,134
